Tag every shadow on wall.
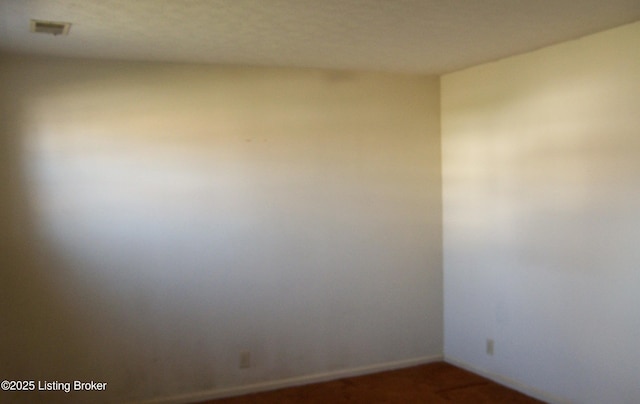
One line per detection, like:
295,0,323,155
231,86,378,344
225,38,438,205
0,62,229,403
0,88,142,404
444,52,640,272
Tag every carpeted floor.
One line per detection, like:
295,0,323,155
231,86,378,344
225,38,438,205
198,362,545,403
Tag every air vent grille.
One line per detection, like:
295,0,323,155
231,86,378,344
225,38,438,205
30,19,71,36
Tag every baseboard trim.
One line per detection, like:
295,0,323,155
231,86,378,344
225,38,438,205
444,356,568,404
134,355,442,404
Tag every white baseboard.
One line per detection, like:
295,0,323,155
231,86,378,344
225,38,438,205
134,355,442,404
444,356,568,404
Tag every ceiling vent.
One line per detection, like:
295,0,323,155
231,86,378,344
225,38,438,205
30,19,71,36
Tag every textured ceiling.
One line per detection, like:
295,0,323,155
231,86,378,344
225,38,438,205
1,0,639,74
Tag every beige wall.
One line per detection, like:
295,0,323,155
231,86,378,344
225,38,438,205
442,22,640,403
0,56,442,403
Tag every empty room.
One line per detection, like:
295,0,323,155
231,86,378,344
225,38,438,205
1,1,638,403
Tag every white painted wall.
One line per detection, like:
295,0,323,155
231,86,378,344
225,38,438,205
0,57,442,403
442,22,640,403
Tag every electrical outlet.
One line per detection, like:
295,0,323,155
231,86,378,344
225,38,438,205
486,339,494,356
239,351,251,369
